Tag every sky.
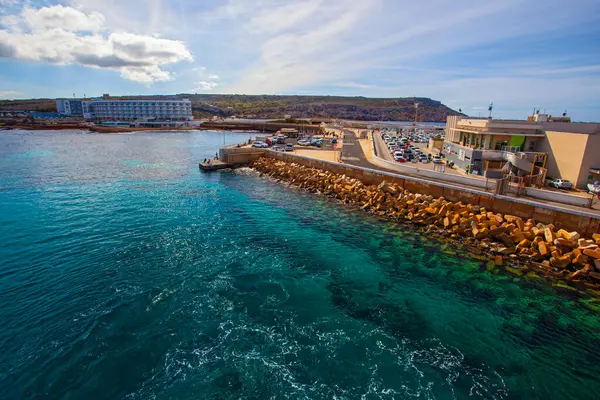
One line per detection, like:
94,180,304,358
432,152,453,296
0,0,599,121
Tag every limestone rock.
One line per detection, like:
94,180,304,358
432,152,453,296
538,241,549,257
583,248,600,259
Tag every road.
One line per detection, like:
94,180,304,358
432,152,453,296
341,130,472,182
341,130,398,172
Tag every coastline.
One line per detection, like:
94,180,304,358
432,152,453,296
250,157,600,298
0,124,263,134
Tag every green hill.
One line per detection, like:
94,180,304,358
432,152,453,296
0,94,461,122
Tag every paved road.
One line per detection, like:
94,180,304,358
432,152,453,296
341,130,399,173
341,130,453,178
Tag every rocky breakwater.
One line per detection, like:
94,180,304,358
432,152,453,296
251,157,600,293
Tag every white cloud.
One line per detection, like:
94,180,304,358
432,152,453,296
208,74,219,79
336,82,376,89
195,81,218,90
0,5,193,84
0,90,20,99
22,5,104,32
225,0,379,93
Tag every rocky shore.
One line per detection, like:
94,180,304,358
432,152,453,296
251,157,600,293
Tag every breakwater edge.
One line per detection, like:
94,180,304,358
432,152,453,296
250,157,600,297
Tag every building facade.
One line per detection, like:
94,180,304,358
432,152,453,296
56,98,193,121
56,99,84,117
443,115,600,187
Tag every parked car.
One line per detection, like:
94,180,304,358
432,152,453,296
285,144,294,152
587,181,600,194
252,141,268,148
271,146,283,151
548,179,573,189
297,139,311,146
419,155,429,163
432,155,443,164
394,155,406,162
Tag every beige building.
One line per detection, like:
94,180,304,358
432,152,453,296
444,115,600,187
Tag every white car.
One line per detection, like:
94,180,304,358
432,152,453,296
432,156,443,164
548,179,573,189
252,141,268,148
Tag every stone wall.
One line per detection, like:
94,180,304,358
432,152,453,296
219,147,266,165
265,151,600,235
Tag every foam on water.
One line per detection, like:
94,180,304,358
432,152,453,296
0,130,599,400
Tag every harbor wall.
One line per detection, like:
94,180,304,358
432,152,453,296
202,121,323,134
219,147,266,165
264,151,600,235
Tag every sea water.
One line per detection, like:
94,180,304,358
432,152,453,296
0,129,599,399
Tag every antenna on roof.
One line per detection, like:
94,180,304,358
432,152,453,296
488,101,493,119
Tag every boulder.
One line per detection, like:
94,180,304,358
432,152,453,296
498,247,516,255
472,228,489,240
538,241,549,257
544,228,556,243
511,230,526,243
554,238,577,248
489,226,506,237
573,253,588,265
589,272,600,281
583,248,600,259
550,255,571,269
497,233,515,247
567,231,581,241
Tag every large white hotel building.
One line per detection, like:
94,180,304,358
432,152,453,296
56,98,193,121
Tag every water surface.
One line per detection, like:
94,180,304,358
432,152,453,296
0,129,599,399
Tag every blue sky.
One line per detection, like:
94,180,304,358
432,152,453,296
1,0,599,121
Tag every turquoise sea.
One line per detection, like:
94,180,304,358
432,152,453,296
0,129,599,399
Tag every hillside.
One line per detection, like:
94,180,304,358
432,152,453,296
0,95,461,122
185,95,460,122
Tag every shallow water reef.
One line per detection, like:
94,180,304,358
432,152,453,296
250,157,600,296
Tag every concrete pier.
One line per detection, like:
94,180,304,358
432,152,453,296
199,159,232,172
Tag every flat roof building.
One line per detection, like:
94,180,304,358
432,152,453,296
444,114,600,188
56,98,193,121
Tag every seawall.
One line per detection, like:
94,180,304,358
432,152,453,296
264,151,600,235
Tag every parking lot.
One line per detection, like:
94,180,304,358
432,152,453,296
373,131,470,177
252,133,340,152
